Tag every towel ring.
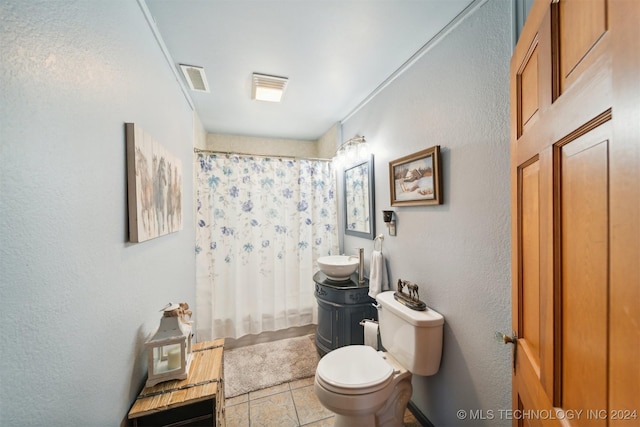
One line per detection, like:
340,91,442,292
374,234,384,252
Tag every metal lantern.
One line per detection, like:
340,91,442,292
145,302,194,387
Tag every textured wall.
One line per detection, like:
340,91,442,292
341,1,513,425
0,1,200,424
205,133,318,158
203,122,339,160
316,123,340,159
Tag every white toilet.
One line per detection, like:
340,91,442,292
314,290,444,427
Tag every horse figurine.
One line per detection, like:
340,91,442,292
407,283,419,300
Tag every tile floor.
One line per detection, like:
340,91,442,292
225,376,423,426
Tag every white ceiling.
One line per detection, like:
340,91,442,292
144,0,474,141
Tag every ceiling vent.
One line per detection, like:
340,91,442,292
252,73,288,103
180,64,210,93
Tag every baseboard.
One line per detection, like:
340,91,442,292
408,400,435,427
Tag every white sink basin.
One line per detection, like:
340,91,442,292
317,255,359,281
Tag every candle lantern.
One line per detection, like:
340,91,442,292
144,302,194,387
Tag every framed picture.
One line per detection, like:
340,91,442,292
389,145,442,206
126,123,183,242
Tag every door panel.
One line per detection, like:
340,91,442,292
511,1,639,427
519,43,540,137
559,0,607,91
520,159,541,368
558,126,610,425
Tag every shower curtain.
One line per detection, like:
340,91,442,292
195,153,339,340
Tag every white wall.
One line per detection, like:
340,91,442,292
0,1,201,425
341,1,513,425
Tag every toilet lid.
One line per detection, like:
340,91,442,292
316,346,393,395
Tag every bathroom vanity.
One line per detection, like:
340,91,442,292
314,271,378,355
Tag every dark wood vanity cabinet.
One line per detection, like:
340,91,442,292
314,272,378,356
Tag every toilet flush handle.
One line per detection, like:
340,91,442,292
372,302,381,310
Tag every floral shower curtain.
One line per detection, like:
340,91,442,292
195,153,339,340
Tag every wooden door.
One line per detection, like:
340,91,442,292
510,1,639,426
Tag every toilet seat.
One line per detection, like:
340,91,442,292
316,345,394,395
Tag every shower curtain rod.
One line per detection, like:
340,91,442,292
193,147,332,162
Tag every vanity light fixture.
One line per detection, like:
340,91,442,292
252,73,288,102
382,210,396,236
333,135,369,169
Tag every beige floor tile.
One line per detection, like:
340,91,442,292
250,390,299,427
225,401,249,427
291,384,334,426
289,376,315,390
249,382,291,400
301,416,335,427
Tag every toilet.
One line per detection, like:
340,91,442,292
314,290,444,427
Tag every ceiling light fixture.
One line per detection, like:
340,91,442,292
252,73,288,103
179,64,210,93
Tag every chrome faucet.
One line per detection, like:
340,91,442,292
357,248,364,285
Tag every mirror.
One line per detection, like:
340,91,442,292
344,155,375,239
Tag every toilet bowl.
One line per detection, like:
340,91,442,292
314,345,411,427
314,291,444,427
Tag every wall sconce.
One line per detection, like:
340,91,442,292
382,210,396,236
332,135,369,169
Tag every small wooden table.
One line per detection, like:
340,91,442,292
128,339,225,427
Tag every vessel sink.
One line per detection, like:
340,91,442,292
317,255,359,281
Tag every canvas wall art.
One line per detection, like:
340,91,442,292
389,145,442,206
126,123,183,242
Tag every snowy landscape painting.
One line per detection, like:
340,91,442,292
389,146,442,206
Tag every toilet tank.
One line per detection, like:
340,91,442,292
376,291,444,376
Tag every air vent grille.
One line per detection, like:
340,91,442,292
180,64,210,93
252,73,288,102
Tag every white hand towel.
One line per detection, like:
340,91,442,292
368,250,389,298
